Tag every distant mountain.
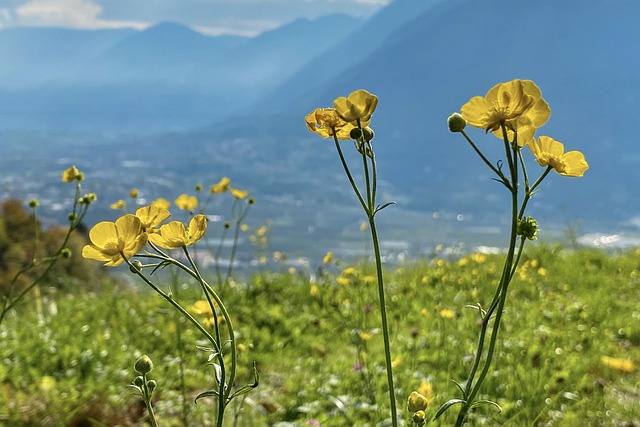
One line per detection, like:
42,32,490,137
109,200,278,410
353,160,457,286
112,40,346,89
0,15,363,131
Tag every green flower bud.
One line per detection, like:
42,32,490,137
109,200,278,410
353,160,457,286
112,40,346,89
195,184,203,192
247,197,255,205
407,391,429,412
60,248,72,259
147,379,157,392
362,126,375,142
349,127,363,140
518,216,539,240
134,354,154,374
129,259,143,273
412,410,426,425
448,112,467,132
133,376,145,387
68,213,78,222
28,199,40,208
224,221,231,229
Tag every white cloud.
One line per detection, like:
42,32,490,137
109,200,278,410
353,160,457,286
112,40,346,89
16,0,147,29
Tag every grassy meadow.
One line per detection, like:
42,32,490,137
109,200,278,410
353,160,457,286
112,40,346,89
1,243,638,426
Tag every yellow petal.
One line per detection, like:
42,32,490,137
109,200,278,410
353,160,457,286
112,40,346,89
561,151,589,177
88,221,120,248
186,214,207,245
135,205,171,230
460,96,493,128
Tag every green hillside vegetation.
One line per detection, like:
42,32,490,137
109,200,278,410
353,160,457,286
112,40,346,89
1,242,638,425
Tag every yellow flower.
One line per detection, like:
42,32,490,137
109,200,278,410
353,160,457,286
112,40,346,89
110,199,126,210
528,136,589,177
189,300,215,316
323,251,334,264
601,356,636,373
210,177,230,194
333,89,378,123
175,194,198,210
61,165,83,182
417,382,434,404
342,266,358,276
407,391,429,412
129,188,139,198
230,188,248,199
148,214,207,249
310,284,319,297
336,276,350,286
461,79,542,134
439,309,455,319
151,197,171,210
391,356,403,368
305,107,358,140
82,215,148,266
359,331,374,341
135,205,171,233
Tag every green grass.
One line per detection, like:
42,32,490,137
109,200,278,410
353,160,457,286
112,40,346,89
1,244,639,426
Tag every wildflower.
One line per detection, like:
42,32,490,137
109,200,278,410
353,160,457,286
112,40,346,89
601,356,636,373
407,391,429,412
527,136,589,177
310,284,319,297
230,188,248,199
359,221,368,232
256,226,268,236
210,177,230,194
148,214,207,249
110,199,126,210
305,108,359,140
189,300,215,316
135,205,171,233
240,224,249,232
273,251,282,262
195,184,203,192
288,267,296,275
82,214,148,266
28,199,39,208
151,197,171,210
129,188,139,198
363,275,376,284
461,80,548,141
439,309,455,319
342,266,358,276
336,276,350,286
412,410,426,425
391,356,403,368
175,194,198,210
323,251,334,264
518,216,539,240
61,165,84,182
359,331,374,341
417,381,434,404
333,89,378,123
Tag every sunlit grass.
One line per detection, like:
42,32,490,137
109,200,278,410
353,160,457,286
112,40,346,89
1,244,638,426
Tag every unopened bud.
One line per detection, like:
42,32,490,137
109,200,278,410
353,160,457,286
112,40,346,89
68,213,78,222
349,127,363,140
147,380,157,392
134,354,154,374
518,216,539,240
407,391,429,412
412,410,426,425
28,199,40,208
362,126,374,142
130,260,143,273
133,376,145,387
448,112,466,132
60,248,72,258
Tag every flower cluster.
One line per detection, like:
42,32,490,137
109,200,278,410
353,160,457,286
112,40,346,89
456,79,588,177
82,204,207,266
305,89,378,140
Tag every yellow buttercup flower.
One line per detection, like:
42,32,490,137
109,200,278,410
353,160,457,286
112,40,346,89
439,309,455,319
129,188,139,198
601,355,636,373
148,214,207,249
135,205,171,233
189,300,216,316
407,391,429,412
323,251,334,264
61,165,84,182
305,108,358,140
461,79,541,134
151,197,171,210
527,136,589,177
230,188,248,199
210,177,230,194
333,89,378,123
82,215,148,266
175,194,198,210
110,199,126,210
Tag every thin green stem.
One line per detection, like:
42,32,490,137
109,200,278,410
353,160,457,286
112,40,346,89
461,130,510,188
333,135,368,213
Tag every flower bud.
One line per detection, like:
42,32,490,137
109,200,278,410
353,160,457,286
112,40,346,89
195,184,203,192
362,126,375,142
134,354,154,374
68,213,78,222
448,112,467,132
407,391,429,412
130,259,143,273
248,197,255,205
133,376,145,387
60,248,72,259
412,410,426,425
147,379,157,392
28,199,40,208
129,188,139,198
349,127,363,140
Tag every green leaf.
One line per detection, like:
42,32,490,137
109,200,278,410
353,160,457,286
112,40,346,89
194,389,219,404
228,361,260,401
470,399,502,413
433,399,466,420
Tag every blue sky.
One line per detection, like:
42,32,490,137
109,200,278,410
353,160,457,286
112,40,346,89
0,0,390,36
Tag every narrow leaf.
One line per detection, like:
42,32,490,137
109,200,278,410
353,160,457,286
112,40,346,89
433,399,466,420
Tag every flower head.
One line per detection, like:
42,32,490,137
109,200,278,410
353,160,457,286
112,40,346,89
210,177,230,194
230,188,248,199
110,199,126,210
333,89,378,123
461,80,548,139
148,214,207,249
62,165,84,182
305,108,358,140
82,215,148,266
151,197,171,210
407,391,429,412
135,205,171,233
175,194,198,210
527,136,589,177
